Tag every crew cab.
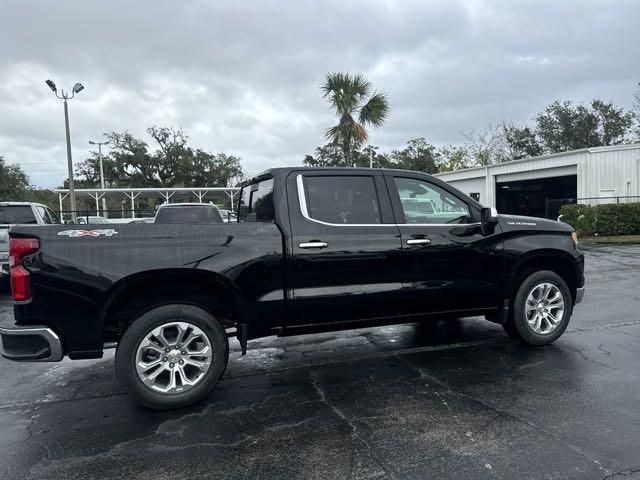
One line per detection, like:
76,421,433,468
0,168,585,409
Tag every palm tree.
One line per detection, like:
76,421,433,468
321,72,389,166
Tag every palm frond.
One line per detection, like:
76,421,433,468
321,72,373,115
321,72,388,156
350,73,372,98
324,125,342,143
359,92,389,127
353,122,368,143
335,115,367,144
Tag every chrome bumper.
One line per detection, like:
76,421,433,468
0,326,64,362
575,286,585,305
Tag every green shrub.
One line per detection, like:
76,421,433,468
559,202,640,236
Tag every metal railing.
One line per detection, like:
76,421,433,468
58,208,237,224
575,195,640,205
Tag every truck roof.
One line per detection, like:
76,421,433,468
241,166,439,186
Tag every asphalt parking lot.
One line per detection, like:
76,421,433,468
0,244,639,480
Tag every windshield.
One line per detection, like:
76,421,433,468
154,205,223,224
0,206,37,224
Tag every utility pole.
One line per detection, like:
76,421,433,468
369,148,373,169
46,79,85,223
89,139,109,217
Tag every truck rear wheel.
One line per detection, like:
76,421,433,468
503,270,572,346
115,304,229,410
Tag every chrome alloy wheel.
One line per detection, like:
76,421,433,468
525,282,565,335
135,322,212,394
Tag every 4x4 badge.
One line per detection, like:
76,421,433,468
57,229,118,238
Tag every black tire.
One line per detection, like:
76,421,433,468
115,304,229,410
503,270,572,346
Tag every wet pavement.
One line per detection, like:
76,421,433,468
0,245,639,480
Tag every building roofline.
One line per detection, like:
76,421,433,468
435,142,640,177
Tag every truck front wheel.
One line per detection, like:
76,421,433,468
503,270,573,346
115,304,229,410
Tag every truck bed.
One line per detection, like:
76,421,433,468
9,222,285,357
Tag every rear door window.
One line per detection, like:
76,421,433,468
302,175,381,225
238,178,275,222
0,206,37,224
36,206,52,224
45,207,61,224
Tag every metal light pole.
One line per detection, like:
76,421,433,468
89,139,109,217
46,79,84,223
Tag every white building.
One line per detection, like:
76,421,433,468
435,143,640,219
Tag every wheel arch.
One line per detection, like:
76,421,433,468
508,250,580,304
100,269,240,343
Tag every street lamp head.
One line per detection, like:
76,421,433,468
45,79,57,93
72,83,84,94
89,140,96,145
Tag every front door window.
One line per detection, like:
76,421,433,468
394,177,470,224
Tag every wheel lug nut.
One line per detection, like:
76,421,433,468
163,357,167,362
181,351,186,355
169,362,175,368
179,359,184,365
165,348,170,353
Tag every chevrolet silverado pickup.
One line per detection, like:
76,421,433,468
0,167,585,409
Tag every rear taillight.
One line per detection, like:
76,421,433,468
9,237,39,302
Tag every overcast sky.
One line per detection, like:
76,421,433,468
1,0,638,188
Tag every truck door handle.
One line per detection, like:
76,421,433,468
299,241,328,249
406,238,431,246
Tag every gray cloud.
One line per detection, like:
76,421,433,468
1,0,638,187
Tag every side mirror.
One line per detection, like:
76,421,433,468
480,207,499,235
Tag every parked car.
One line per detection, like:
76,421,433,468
0,167,585,409
76,216,110,224
153,203,224,224
217,209,237,223
0,202,60,276
128,217,154,224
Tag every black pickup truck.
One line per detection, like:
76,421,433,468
0,167,584,409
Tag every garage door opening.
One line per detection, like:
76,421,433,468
496,175,577,219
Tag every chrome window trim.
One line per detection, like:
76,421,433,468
296,174,386,227
296,174,482,228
